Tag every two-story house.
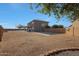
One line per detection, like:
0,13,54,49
27,19,49,32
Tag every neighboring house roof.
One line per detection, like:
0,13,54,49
27,19,49,25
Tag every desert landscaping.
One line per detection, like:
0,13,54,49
0,30,79,56
0,20,79,56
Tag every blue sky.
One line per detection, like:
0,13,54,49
0,3,72,28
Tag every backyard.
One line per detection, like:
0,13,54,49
0,31,79,56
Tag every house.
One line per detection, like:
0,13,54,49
27,19,66,33
27,19,49,32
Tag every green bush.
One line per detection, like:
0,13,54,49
52,25,64,28
58,25,64,28
52,25,59,28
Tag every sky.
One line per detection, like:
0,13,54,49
0,3,72,28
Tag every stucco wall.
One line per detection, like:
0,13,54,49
66,20,79,36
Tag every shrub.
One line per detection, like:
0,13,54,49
52,25,59,28
52,25,64,28
58,25,64,28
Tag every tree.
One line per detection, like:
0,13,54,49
16,24,27,31
58,25,64,28
30,3,79,22
16,24,24,29
52,25,59,28
52,25,64,28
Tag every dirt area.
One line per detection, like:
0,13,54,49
0,31,79,56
